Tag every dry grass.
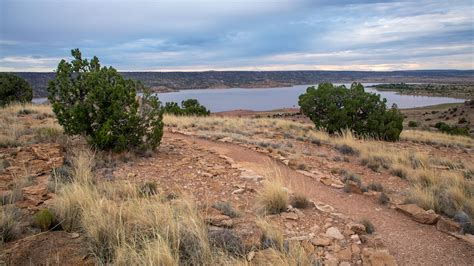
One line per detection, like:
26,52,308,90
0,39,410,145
0,103,62,147
0,205,19,242
52,148,226,264
401,130,473,148
258,167,289,215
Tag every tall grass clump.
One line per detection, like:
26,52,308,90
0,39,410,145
52,148,223,264
1,206,19,242
259,176,289,214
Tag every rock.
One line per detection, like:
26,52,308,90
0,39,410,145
231,188,245,194
240,170,264,181
360,235,385,249
205,214,233,228
337,247,353,261
330,180,345,189
320,176,333,186
325,227,344,240
232,221,264,251
281,212,299,221
396,204,440,224
361,248,396,266
339,261,351,266
347,222,366,234
311,236,332,246
70,233,80,239
218,137,233,143
436,217,461,233
315,202,335,213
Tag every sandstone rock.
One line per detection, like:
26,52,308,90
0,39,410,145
337,247,353,261
436,217,461,233
281,212,299,221
326,227,344,240
396,204,440,224
320,176,333,186
205,214,233,228
246,251,255,262
315,202,335,213
347,222,366,234
361,248,396,266
330,180,345,189
339,261,351,266
311,236,332,246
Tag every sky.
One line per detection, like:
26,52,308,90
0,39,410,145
0,0,473,72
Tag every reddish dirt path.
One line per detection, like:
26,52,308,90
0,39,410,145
169,132,474,265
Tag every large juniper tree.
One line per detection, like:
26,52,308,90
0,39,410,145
48,49,164,151
298,82,403,141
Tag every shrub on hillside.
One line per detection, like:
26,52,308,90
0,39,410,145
0,73,33,106
408,121,418,127
48,49,164,151
298,82,404,141
164,99,210,116
434,122,469,136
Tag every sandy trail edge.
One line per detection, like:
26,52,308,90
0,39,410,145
169,132,474,265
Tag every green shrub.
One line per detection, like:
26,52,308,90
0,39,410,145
298,83,403,141
0,73,33,106
34,208,55,231
408,121,418,127
434,122,469,136
164,99,210,116
48,49,164,151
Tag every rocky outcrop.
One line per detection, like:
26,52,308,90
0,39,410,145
396,204,439,225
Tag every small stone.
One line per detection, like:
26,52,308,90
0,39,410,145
281,212,299,220
337,247,352,261
339,261,351,266
311,236,332,246
347,222,366,234
326,227,344,240
70,233,80,239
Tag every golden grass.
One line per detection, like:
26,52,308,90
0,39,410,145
0,103,62,147
402,129,473,148
258,167,289,215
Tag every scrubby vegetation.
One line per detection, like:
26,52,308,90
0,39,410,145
47,49,164,151
163,99,210,116
434,122,469,136
0,73,33,106
298,82,404,141
373,83,474,98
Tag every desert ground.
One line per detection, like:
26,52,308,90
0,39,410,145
1,103,473,265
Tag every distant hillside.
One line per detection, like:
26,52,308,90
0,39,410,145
8,70,474,98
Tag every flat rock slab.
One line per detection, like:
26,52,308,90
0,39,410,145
396,204,440,225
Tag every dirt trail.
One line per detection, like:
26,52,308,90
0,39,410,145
170,132,474,265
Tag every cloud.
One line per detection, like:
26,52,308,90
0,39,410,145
0,0,472,71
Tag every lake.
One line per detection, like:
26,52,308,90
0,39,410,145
155,84,465,112
33,83,465,111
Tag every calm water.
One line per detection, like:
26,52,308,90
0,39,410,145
155,84,465,112
33,83,465,111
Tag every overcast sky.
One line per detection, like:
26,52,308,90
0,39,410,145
0,0,473,71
